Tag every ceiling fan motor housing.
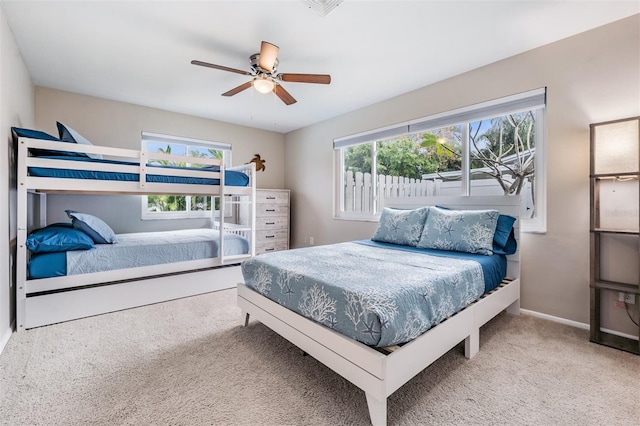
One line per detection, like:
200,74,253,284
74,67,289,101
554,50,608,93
250,53,278,75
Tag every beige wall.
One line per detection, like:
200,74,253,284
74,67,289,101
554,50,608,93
285,15,640,333
35,88,285,233
1,7,35,351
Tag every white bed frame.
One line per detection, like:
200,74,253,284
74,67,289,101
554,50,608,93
16,136,256,330
237,196,521,425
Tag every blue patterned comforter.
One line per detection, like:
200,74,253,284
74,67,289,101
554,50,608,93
241,241,488,347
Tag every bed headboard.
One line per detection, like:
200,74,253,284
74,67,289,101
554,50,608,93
385,196,521,279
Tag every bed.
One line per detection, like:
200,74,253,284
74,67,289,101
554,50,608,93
238,196,520,425
27,228,251,280
15,127,257,330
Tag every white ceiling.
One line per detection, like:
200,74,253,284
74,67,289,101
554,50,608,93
2,1,639,133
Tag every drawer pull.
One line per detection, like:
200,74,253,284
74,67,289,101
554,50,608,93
266,209,276,212
266,235,275,238
266,196,276,200
265,248,275,252
266,222,275,225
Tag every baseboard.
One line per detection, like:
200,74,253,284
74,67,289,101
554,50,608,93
520,308,639,341
520,308,589,330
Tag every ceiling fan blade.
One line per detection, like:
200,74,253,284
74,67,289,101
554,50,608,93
222,81,253,97
259,41,279,72
279,73,331,84
274,84,297,105
191,60,252,76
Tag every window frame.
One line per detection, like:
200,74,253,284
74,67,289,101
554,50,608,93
333,88,547,233
140,132,232,220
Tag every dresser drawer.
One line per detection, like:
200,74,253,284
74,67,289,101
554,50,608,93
256,229,288,243
257,190,289,204
256,204,289,217
256,216,288,230
256,241,288,255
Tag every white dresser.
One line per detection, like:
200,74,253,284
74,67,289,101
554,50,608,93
252,189,290,255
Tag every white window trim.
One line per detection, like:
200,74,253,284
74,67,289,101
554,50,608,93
139,132,232,220
333,88,547,233
521,107,547,233
333,148,382,222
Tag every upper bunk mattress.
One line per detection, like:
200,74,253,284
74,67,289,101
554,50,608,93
28,156,250,186
29,229,249,279
241,240,507,347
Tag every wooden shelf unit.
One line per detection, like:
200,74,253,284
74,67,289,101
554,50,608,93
589,116,640,355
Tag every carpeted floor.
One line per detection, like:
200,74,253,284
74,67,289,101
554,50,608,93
0,288,638,426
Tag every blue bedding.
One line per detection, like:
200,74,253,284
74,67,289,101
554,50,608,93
28,155,250,187
356,240,506,293
241,241,507,347
28,229,249,279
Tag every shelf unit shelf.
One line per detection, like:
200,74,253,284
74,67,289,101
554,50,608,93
591,171,640,179
589,116,640,356
592,229,639,235
592,280,640,294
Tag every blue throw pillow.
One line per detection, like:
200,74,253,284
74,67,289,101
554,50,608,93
57,122,103,160
417,207,499,255
12,127,89,158
492,214,518,255
493,229,518,255
372,207,430,246
26,224,95,253
65,210,117,244
493,214,516,248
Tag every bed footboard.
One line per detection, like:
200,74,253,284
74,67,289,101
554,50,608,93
237,278,520,426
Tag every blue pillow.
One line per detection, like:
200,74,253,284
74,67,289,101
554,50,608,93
493,229,518,255
65,210,117,244
492,214,518,255
417,207,499,255
12,127,89,158
493,214,515,248
435,205,517,255
372,207,430,246
57,122,103,160
26,224,95,253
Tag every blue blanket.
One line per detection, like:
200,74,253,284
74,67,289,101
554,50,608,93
28,155,250,186
241,241,504,347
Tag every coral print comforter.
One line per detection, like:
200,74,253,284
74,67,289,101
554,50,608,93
241,241,486,347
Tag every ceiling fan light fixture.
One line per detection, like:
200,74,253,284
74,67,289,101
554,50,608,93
253,76,275,94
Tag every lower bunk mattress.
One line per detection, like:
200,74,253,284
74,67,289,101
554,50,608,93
241,240,507,347
29,229,249,279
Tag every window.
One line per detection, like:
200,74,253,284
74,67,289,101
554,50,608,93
334,88,546,232
141,132,231,220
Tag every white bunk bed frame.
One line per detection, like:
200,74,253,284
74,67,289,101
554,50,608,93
16,136,256,331
237,195,521,426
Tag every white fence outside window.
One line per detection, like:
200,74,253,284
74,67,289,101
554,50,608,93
343,170,534,218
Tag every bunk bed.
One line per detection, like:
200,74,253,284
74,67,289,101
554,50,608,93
238,196,521,426
16,131,256,331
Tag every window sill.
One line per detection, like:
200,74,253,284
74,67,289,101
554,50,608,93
333,213,380,222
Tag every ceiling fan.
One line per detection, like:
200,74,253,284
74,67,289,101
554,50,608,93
191,41,331,105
